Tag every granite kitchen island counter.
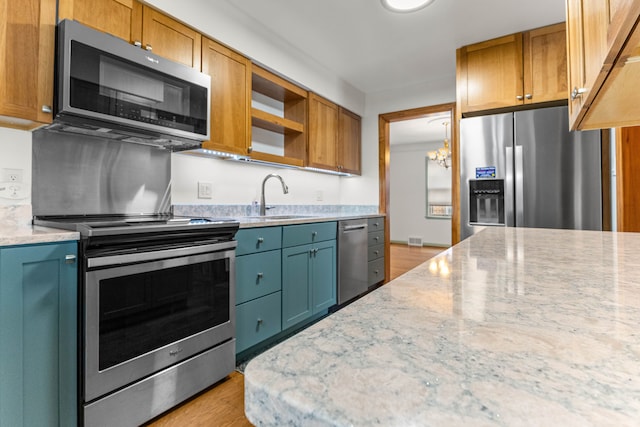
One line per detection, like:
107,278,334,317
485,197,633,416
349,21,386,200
244,227,640,426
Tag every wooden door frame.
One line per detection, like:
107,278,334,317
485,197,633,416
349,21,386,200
378,102,458,283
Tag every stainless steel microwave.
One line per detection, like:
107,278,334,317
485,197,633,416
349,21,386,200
52,19,210,150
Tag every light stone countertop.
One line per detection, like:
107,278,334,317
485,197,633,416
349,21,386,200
0,205,79,247
0,208,380,246
0,225,80,247
244,227,640,426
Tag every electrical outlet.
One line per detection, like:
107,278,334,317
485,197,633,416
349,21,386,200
2,168,23,183
0,183,26,200
198,182,213,199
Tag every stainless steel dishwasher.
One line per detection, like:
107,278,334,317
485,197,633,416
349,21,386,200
338,219,368,304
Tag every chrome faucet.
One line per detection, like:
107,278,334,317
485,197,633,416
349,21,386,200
260,174,289,216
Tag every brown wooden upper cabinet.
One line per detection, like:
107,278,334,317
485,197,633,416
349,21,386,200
0,0,56,129
457,23,567,114
58,1,201,68
141,7,201,69
308,93,338,171
201,38,251,156
566,0,640,130
57,0,142,43
308,93,361,175
337,107,362,175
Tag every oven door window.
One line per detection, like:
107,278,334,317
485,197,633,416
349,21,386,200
95,256,230,371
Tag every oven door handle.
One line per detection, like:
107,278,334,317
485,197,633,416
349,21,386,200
87,240,237,269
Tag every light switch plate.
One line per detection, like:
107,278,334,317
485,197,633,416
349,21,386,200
198,182,213,199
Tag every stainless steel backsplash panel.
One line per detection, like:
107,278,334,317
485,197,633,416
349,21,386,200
32,129,171,216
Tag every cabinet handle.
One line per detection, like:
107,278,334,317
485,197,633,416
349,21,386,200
65,254,76,264
374,236,379,241
525,94,532,100
374,222,379,227
145,44,152,51
134,40,142,48
312,231,318,239
516,95,524,101
374,270,379,275
571,87,588,101
257,272,264,280
257,318,263,325
374,250,379,255
248,146,253,153
41,105,52,114
257,237,264,244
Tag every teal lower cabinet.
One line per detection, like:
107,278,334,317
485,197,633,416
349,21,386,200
0,241,78,427
236,291,282,353
236,249,282,304
234,223,337,356
367,217,386,286
282,239,336,331
234,227,283,356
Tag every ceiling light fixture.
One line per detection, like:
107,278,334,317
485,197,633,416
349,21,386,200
381,0,436,13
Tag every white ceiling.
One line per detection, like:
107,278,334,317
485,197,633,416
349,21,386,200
221,0,567,95
389,111,451,146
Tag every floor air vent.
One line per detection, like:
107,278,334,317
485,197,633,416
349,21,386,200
408,236,423,247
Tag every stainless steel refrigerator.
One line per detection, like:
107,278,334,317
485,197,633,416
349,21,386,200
459,106,602,241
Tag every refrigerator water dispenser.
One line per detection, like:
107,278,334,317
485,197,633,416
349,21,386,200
469,179,505,225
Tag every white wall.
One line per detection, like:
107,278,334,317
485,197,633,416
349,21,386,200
0,128,32,205
390,142,452,247
172,153,341,205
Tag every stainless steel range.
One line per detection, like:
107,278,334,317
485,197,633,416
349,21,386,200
32,130,239,426
34,214,239,427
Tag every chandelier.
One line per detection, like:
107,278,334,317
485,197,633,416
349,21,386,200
428,121,451,169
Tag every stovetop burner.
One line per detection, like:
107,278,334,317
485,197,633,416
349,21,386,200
33,214,239,238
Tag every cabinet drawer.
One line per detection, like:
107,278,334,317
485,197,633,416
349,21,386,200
368,230,384,247
367,217,384,232
368,244,384,261
235,291,282,354
235,227,282,255
368,258,385,287
236,250,282,304
282,222,336,247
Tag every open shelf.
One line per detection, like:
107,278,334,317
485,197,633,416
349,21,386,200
249,64,307,166
251,108,304,134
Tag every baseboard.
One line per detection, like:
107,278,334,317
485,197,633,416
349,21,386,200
390,240,449,248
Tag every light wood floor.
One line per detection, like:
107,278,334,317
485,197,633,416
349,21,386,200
146,243,445,426
389,243,444,280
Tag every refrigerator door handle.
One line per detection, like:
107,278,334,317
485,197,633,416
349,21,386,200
515,145,524,226
505,147,515,227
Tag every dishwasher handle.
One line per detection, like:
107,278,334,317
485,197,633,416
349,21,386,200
341,224,367,232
